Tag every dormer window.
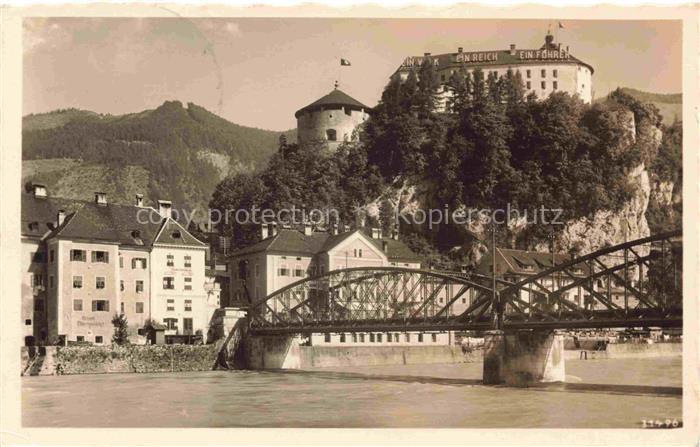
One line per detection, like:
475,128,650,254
172,230,181,239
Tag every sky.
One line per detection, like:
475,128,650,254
23,18,682,131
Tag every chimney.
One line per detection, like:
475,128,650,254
303,222,312,236
157,200,172,219
271,222,278,237
392,228,399,240
424,52,431,57
135,194,144,207
382,240,389,254
509,44,516,55
94,192,107,205
343,224,351,233
457,47,463,53
261,223,269,240
57,209,66,226
371,227,382,239
32,183,47,198
332,223,339,235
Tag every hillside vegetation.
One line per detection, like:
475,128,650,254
212,62,682,265
22,101,295,212
595,87,681,126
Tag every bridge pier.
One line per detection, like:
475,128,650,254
483,330,565,386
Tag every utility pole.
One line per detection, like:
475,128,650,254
492,221,501,330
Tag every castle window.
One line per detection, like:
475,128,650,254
541,69,546,77
541,81,546,89
345,108,351,116
553,69,558,78
326,129,337,141
526,69,531,78
553,81,558,90
526,81,531,89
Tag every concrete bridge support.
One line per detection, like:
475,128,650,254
483,330,565,386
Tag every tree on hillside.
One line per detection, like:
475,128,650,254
209,172,266,247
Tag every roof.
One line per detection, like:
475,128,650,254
476,248,590,277
393,35,594,78
230,227,422,263
295,88,370,118
22,192,205,248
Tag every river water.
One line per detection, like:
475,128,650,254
22,357,681,428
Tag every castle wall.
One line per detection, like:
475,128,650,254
297,106,368,151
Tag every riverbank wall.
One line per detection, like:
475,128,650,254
299,345,480,368
21,344,219,376
563,342,682,360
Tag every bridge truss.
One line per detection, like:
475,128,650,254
248,230,682,335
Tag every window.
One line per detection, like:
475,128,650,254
386,333,392,343
31,251,45,263
326,129,337,141
132,258,147,269
167,299,175,311
163,277,175,290
359,333,366,343
184,277,192,291
49,276,54,289
167,254,174,267
324,333,331,343
70,249,86,262
255,264,260,278
439,297,443,304
91,251,109,263
541,81,546,89
553,69,558,78
294,267,304,277
394,333,399,342
120,302,125,313
92,300,109,312
34,299,44,311
369,333,375,342
95,336,103,344
358,249,363,258
526,69,531,78
183,318,193,335
278,266,289,276
184,255,192,268
377,333,382,343
462,297,467,304
73,276,83,289
119,256,124,268
96,277,105,289
526,81,531,89
418,333,424,343
340,333,346,343
135,280,144,293
352,333,358,343
73,299,83,311
185,299,192,311
136,302,144,314
553,81,558,90
32,274,44,287
405,333,410,342
76,336,84,342
120,280,124,292
431,333,437,343
541,69,546,77
25,319,31,325
164,318,178,330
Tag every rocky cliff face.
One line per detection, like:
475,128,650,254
360,108,671,265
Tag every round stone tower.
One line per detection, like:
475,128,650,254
295,84,370,151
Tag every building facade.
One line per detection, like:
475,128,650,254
227,224,449,346
295,86,370,151
21,185,216,345
391,32,594,105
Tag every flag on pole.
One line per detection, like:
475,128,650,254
558,21,564,29
340,58,351,66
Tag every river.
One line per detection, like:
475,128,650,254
22,357,681,428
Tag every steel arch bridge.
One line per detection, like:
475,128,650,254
248,230,682,335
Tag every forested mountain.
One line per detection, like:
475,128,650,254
594,87,682,126
22,101,296,212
